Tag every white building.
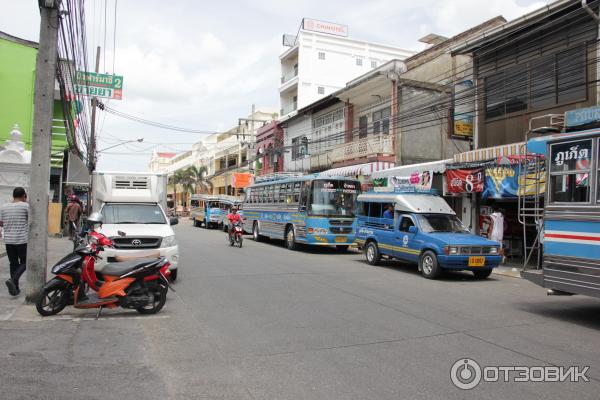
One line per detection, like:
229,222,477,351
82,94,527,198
279,18,414,118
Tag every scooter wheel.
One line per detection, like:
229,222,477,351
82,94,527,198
36,279,70,316
136,282,168,315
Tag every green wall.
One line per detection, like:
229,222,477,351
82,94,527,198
0,35,70,167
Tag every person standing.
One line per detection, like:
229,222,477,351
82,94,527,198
65,195,83,240
0,187,29,296
488,207,505,263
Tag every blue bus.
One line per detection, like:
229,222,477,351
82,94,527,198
522,128,600,298
242,175,360,250
191,194,242,230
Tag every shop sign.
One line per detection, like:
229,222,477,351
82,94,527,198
550,140,592,172
446,168,484,193
483,165,519,199
74,71,124,100
452,80,474,139
374,171,433,192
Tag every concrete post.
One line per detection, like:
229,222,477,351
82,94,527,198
26,3,59,303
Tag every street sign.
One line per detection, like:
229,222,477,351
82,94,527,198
74,71,123,100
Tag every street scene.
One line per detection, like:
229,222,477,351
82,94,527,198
1,0,600,399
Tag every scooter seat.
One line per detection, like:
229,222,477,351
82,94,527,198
100,259,159,276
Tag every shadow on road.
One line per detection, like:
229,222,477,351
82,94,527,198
517,302,600,330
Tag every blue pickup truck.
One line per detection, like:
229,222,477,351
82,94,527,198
354,192,502,279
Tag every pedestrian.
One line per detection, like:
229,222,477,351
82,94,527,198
0,187,29,296
488,207,505,263
65,195,83,240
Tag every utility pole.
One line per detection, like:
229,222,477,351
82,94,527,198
26,1,60,302
88,46,101,172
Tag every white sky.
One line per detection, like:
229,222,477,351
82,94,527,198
2,0,546,171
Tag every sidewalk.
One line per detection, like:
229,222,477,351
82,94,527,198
0,236,73,320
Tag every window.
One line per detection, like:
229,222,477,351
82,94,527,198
367,202,383,218
372,107,391,134
356,58,363,66
318,51,326,60
399,216,415,232
484,46,587,118
549,139,592,203
311,108,345,152
318,86,325,95
358,115,368,138
291,136,308,160
371,60,377,68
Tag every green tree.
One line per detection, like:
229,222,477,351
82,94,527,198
168,169,187,206
185,165,213,194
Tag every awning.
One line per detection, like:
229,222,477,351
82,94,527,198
319,161,395,177
371,159,451,179
453,142,525,163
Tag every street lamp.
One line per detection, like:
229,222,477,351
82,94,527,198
97,137,144,153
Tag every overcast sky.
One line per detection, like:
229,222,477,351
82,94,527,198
3,0,546,171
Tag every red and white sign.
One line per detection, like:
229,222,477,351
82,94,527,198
446,168,484,193
303,18,348,37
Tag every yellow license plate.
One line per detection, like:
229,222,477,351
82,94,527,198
468,256,485,267
335,236,347,243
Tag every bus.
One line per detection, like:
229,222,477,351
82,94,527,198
242,174,360,250
521,128,600,298
190,194,242,230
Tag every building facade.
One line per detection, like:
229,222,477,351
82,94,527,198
279,19,414,118
255,121,284,176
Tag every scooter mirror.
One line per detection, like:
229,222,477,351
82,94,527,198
117,230,126,237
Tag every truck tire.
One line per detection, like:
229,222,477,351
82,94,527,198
285,226,297,251
365,242,381,265
420,250,442,279
253,222,263,242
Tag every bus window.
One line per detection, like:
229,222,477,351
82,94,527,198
309,180,359,217
190,200,199,208
356,201,368,216
549,139,592,203
368,203,383,218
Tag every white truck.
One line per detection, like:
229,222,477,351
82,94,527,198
91,171,180,280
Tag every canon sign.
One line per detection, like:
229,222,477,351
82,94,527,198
302,18,348,37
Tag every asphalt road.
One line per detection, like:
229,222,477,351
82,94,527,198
2,220,600,399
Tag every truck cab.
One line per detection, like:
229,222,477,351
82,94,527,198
355,192,502,279
92,172,181,280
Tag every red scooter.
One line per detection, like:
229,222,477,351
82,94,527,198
228,221,244,248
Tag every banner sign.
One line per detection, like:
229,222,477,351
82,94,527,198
232,173,253,188
446,168,484,193
565,105,600,128
374,171,433,192
74,71,124,100
483,164,519,199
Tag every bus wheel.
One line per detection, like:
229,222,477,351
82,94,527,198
203,218,207,228
365,242,380,265
285,226,297,250
253,222,262,242
420,250,441,279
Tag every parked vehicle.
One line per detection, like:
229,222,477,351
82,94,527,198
190,194,242,230
355,192,502,279
91,172,180,281
522,128,600,298
242,174,360,250
35,213,171,317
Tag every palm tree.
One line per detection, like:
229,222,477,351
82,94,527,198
186,165,212,194
168,169,187,206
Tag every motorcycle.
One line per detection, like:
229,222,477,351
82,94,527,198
36,213,172,318
228,221,244,248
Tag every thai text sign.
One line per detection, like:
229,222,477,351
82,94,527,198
453,80,474,139
74,71,123,100
446,168,484,193
303,18,348,37
565,105,600,128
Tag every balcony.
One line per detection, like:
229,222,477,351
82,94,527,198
280,69,298,85
330,135,394,163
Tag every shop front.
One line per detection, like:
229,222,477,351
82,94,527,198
319,161,395,191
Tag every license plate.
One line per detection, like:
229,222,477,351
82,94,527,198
335,236,347,243
468,256,485,267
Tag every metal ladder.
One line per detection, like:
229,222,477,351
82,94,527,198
517,148,544,270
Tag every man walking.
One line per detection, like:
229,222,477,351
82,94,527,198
65,195,82,240
0,187,29,296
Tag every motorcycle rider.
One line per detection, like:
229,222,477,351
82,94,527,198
226,206,242,242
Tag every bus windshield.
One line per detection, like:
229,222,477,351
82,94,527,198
309,180,359,217
416,214,468,233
